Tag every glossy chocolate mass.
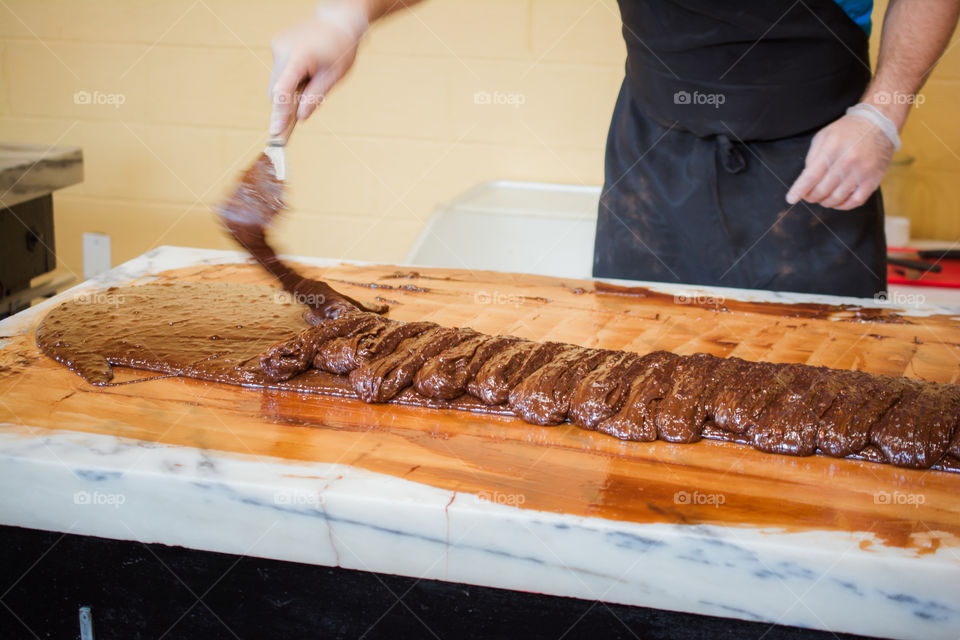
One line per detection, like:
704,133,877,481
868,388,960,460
260,311,960,472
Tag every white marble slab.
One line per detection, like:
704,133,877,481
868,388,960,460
0,142,83,208
1,246,958,640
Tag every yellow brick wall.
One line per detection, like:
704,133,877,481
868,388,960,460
0,0,957,278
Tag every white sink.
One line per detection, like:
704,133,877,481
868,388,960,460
406,181,599,279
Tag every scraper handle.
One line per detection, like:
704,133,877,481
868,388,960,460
268,78,309,147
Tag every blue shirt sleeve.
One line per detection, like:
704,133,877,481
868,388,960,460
834,0,873,35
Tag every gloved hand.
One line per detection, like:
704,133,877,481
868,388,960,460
269,2,369,136
785,113,896,211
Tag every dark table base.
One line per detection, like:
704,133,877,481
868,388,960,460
0,525,877,640
0,194,56,318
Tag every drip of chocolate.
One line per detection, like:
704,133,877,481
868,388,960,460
217,153,387,320
35,281,960,472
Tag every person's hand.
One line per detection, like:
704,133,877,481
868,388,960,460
785,114,896,211
269,2,369,136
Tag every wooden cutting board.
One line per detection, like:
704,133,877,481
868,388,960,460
2,260,959,554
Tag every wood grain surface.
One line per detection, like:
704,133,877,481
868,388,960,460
2,261,959,554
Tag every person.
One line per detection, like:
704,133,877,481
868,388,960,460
269,0,960,298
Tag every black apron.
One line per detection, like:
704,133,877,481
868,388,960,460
593,0,887,297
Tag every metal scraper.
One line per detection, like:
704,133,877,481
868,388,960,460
263,103,297,182
262,76,309,181
215,81,388,319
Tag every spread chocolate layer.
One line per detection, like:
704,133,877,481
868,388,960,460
36,282,960,472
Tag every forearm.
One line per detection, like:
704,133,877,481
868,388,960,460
863,0,960,130
354,0,426,23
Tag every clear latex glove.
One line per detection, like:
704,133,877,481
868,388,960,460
785,114,896,211
269,2,369,135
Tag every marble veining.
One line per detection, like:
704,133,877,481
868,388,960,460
0,142,83,208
